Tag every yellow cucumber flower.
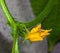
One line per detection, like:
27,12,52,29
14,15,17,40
25,24,52,42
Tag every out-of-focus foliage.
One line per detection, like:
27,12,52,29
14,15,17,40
30,0,48,16
30,0,60,52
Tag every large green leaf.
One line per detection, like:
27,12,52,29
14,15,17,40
30,0,48,16
30,0,60,52
42,0,60,51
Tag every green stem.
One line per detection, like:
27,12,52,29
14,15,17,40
48,42,55,53
0,1,1,5
12,25,20,53
0,0,15,27
12,38,19,53
26,0,55,28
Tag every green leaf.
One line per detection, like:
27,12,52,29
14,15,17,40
42,0,60,52
30,0,60,52
26,0,55,28
30,0,48,16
